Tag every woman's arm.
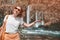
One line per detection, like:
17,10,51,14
23,21,36,27
23,20,41,27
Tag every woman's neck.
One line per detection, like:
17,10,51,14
12,14,23,18
12,14,17,18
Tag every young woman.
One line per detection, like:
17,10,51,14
2,6,40,40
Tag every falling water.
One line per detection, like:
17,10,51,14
27,5,30,24
41,13,44,25
35,11,43,27
35,11,38,27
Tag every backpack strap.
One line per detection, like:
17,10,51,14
5,15,9,22
1,15,9,29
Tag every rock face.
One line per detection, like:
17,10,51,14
29,0,60,23
30,0,60,32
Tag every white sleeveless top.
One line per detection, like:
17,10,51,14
4,15,24,33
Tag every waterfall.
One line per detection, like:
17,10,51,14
27,5,30,24
35,11,43,27
41,13,44,25
35,11,39,27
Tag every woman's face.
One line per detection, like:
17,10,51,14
13,6,21,16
